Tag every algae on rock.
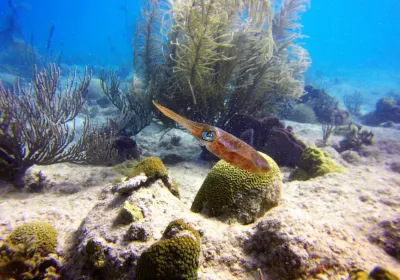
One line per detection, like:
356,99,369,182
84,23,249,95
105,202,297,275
290,146,345,181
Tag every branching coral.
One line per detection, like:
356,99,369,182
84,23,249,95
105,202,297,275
0,65,123,187
337,123,374,152
343,91,363,117
99,70,152,135
133,0,310,126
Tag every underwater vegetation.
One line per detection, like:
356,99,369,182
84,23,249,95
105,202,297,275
99,70,152,136
133,0,310,126
335,123,374,153
0,64,133,187
191,152,282,224
299,85,350,125
343,91,363,117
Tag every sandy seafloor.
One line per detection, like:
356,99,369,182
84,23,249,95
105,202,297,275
0,119,399,279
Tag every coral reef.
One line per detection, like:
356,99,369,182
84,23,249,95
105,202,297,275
0,65,89,185
220,114,307,167
290,146,345,181
135,219,201,280
134,0,310,126
113,136,141,162
191,152,282,224
246,215,359,279
83,239,106,269
129,157,168,179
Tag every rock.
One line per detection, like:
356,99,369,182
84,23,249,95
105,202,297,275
115,200,144,225
113,175,148,194
126,224,151,242
220,114,306,167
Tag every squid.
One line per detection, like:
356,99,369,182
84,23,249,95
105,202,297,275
153,101,271,174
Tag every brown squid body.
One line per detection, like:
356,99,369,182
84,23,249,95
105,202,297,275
153,101,271,174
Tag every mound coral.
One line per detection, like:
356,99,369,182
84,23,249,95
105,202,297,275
191,152,282,224
290,147,345,181
9,222,58,255
0,222,60,279
135,219,201,280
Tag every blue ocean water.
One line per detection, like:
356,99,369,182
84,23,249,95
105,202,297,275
2,0,399,72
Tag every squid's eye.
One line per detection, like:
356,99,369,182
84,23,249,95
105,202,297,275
201,131,216,142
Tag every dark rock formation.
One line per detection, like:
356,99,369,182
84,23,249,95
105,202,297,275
200,114,306,167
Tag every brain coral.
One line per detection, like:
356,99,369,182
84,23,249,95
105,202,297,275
191,152,282,224
8,222,57,255
135,219,200,280
290,146,345,181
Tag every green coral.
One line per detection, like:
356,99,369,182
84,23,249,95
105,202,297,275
349,266,400,280
9,222,57,256
135,219,201,280
290,147,345,181
0,222,60,279
191,152,282,224
129,157,168,179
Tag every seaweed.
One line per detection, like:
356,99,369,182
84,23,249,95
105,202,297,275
133,0,310,126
